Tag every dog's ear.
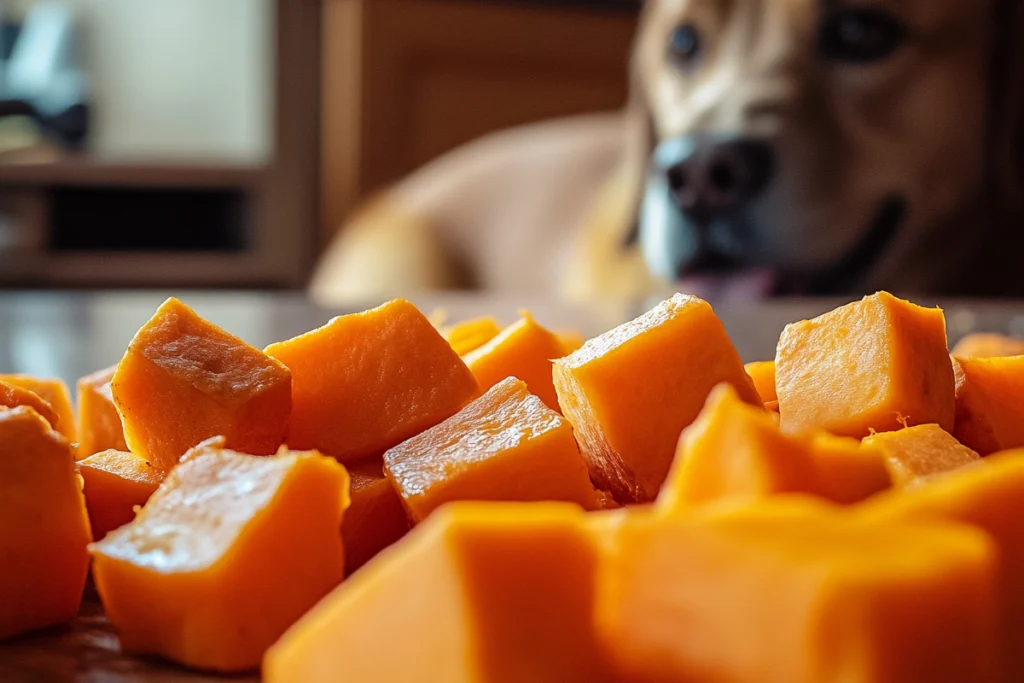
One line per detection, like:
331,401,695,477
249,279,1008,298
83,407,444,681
987,0,1024,216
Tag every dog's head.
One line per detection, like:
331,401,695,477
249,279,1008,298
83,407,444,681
631,0,1024,294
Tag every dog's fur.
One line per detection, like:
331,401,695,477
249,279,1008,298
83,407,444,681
312,0,1024,304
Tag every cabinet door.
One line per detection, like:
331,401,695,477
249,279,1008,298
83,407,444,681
321,0,638,238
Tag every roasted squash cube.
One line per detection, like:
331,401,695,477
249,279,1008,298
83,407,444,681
1,375,76,443
0,380,59,431
951,333,1024,359
441,316,502,356
553,294,760,503
266,298,477,463
342,458,409,573
76,365,127,458
90,448,349,671
77,450,162,540
112,298,292,470
776,292,954,438
863,423,980,486
951,355,1024,455
264,503,612,683
462,311,565,411
744,360,777,403
0,407,90,639
384,378,597,523
598,505,1000,683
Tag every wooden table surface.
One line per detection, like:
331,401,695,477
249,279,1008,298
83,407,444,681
2,290,1024,681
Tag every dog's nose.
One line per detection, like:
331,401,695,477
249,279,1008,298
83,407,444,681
658,136,775,222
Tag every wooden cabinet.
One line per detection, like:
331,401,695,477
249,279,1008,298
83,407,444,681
321,0,639,240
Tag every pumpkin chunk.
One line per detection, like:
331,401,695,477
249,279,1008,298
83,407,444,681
441,316,502,356
1,375,76,443
861,450,1024,673
597,504,1000,683
657,385,888,511
951,333,1024,359
266,298,477,463
744,360,777,403
0,407,90,639
90,448,350,672
264,502,612,683
384,378,597,523
76,365,127,458
77,450,162,540
0,379,59,431
951,355,1024,455
776,292,954,438
342,458,409,573
863,424,980,487
556,331,586,355
462,311,565,411
112,298,292,470
553,294,760,503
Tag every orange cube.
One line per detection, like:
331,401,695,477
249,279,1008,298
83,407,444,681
342,459,409,573
90,448,350,672
265,503,612,683
864,424,980,486
77,450,162,540
951,355,1024,455
657,386,888,511
462,311,565,411
384,377,598,523
951,333,1024,359
266,298,477,463
1,375,76,443
0,379,59,431
553,294,760,503
112,298,292,470
441,316,501,356
598,505,1000,683
0,407,90,639
862,450,1024,676
76,365,128,459
744,360,777,403
776,292,955,438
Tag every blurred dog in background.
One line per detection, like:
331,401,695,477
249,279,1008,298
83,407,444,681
313,0,1024,304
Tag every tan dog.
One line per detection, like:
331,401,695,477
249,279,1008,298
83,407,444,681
313,0,1024,305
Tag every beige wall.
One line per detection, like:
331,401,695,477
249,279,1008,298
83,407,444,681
62,0,273,161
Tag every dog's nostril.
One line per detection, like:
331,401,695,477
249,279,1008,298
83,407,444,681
667,165,689,193
708,161,737,194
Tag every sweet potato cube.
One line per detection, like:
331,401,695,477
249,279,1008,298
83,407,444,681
861,450,1024,674
809,433,891,504
0,380,59,431
0,407,90,639
77,450,162,540
657,386,888,511
462,311,565,411
342,458,409,573
597,506,1000,683
952,333,1024,359
1,375,76,443
264,503,612,683
657,385,817,510
384,378,597,523
76,365,127,458
744,360,777,403
266,298,477,463
112,298,292,470
90,448,350,672
553,294,760,503
776,292,955,438
951,355,1024,455
556,330,586,355
863,424,980,486
441,316,502,356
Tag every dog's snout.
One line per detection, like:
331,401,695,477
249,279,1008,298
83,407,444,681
660,137,775,222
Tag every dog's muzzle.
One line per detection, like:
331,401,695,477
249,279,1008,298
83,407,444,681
640,135,775,281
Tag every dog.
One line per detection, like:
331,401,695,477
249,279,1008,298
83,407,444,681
312,0,1024,305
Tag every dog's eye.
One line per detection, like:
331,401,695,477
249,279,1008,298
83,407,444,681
668,24,701,66
818,9,908,63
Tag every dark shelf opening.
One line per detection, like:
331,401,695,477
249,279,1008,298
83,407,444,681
49,187,249,252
